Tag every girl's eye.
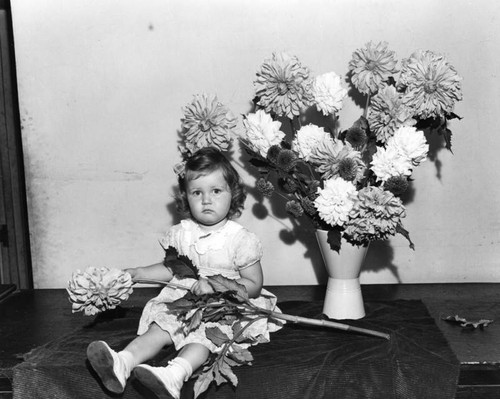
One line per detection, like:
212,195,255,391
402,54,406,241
191,191,201,196
213,189,222,195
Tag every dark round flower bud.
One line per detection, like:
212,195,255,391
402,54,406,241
277,149,298,172
267,145,282,164
385,175,409,196
345,126,368,149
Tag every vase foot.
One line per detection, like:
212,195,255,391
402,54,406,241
323,277,365,320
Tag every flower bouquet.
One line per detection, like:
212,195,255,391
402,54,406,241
239,42,463,252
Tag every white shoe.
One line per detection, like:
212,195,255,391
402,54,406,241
87,341,128,393
134,364,183,399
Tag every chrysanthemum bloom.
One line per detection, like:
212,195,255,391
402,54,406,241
397,50,463,119
309,139,366,184
368,85,416,143
67,267,133,316
311,71,348,116
292,124,332,162
349,41,398,96
314,177,357,227
371,145,413,182
242,109,285,158
254,52,312,119
286,200,304,218
181,94,237,153
256,177,275,197
344,186,406,245
388,125,429,166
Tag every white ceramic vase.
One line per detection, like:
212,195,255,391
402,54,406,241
315,229,368,320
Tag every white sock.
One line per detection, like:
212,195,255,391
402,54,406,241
117,350,136,378
169,357,193,382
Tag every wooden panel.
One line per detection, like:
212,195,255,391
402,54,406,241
0,9,31,288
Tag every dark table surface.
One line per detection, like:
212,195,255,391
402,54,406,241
1,283,500,398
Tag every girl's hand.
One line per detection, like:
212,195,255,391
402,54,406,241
124,268,138,281
191,278,214,296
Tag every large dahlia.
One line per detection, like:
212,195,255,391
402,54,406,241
397,50,463,119
181,94,237,153
368,85,416,143
344,186,406,245
254,52,312,119
348,41,398,96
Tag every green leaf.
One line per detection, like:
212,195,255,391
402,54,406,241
193,369,215,399
396,223,415,250
207,275,249,301
202,307,226,323
327,229,342,252
184,308,203,333
231,320,255,344
248,157,269,169
168,297,195,311
206,326,230,347
218,359,239,387
227,347,254,365
161,245,200,279
441,127,453,153
443,315,494,329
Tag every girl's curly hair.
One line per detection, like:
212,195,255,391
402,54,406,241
176,147,246,220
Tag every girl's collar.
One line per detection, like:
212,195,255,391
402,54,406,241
183,218,232,236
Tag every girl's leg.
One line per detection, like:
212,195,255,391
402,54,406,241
87,323,173,393
177,343,210,371
134,343,210,399
123,322,174,364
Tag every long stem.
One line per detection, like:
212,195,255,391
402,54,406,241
363,94,371,119
134,279,190,290
266,309,390,340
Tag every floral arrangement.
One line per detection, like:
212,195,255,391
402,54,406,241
176,42,463,251
238,42,463,251
67,267,134,315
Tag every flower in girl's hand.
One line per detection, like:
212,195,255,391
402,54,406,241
67,267,133,316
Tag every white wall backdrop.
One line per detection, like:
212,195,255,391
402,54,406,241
11,0,500,288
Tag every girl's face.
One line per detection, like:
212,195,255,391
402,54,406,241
185,168,232,231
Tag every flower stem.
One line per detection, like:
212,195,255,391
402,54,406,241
134,279,190,290
262,308,390,340
363,94,371,119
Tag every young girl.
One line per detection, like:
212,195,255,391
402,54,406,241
87,147,282,399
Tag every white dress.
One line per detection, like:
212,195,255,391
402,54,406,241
137,219,283,353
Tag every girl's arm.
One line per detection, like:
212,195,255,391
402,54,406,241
124,262,174,283
237,261,264,298
191,261,264,298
